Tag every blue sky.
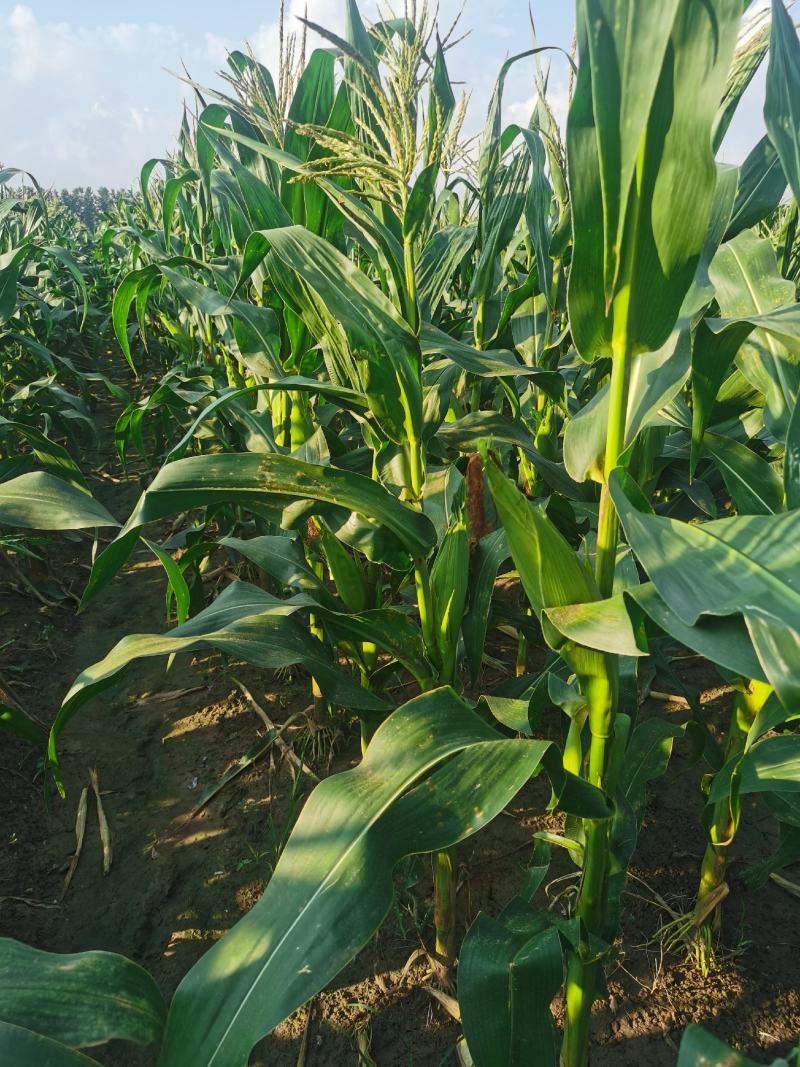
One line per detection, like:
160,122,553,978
0,1,768,190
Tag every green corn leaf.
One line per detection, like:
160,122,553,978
282,50,336,228
459,906,563,1067
40,244,88,328
437,412,588,501
421,323,564,392
426,35,456,163
725,135,788,239
321,607,432,685
619,719,687,824
482,456,617,706
483,456,598,616
163,378,367,462
478,48,560,210
786,395,800,509
139,157,167,216
81,452,436,606
679,1024,791,1067
416,224,477,319
564,328,691,483
430,517,469,679
741,820,800,890
0,1022,100,1066
157,687,609,1067
232,163,293,232
708,734,800,805
220,534,336,607
690,318,753,476
284,49,335,160
229,303,283,380
0,418,88,492
143,538,191,627
0,472,118,531
404,162,438,242
316,524,368,613
520,127,554,307
707,229,800,439
765,0,800,203
0,939,165,1049
420,464,464,541
713,7,771,151
634,582,767,683
0,704,47,747
546,582,767,683
610,469,800,633
162,170,198,252
0,245,31,325
53,581,388,790
463,528,510,685
235,226,422,445
471,149,530,303
745,607,800,712
568,0,741,358
312,178,406,301
702,431,785,515
544,595,647,659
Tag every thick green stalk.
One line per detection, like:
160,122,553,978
307,553,328,726
562,307,632,1067
433,847,456,963
594,318,632,598
401,222,457,971
697,680,771,917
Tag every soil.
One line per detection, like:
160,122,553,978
1,391,798,1067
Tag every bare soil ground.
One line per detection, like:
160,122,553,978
1,396,798,1067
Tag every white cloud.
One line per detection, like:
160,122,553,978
250,0,364,73
0,1,770,189
106,23,142,50
204,32,230,64
8,5,43,82
506,80,570,133
0,8,189,186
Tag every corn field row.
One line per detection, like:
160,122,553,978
2,1,800,1065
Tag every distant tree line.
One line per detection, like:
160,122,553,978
0,173,130,229
56,187,129,229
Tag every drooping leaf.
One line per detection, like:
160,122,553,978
158,688,609,1067
610,469,800,633
0,472,119,531
0,939,165,1049
81,453,436,605
0,1022,100,1066
52,582,388,790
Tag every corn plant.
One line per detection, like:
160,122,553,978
3,2,800,1066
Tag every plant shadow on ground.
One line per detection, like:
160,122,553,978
1,412,798,1067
